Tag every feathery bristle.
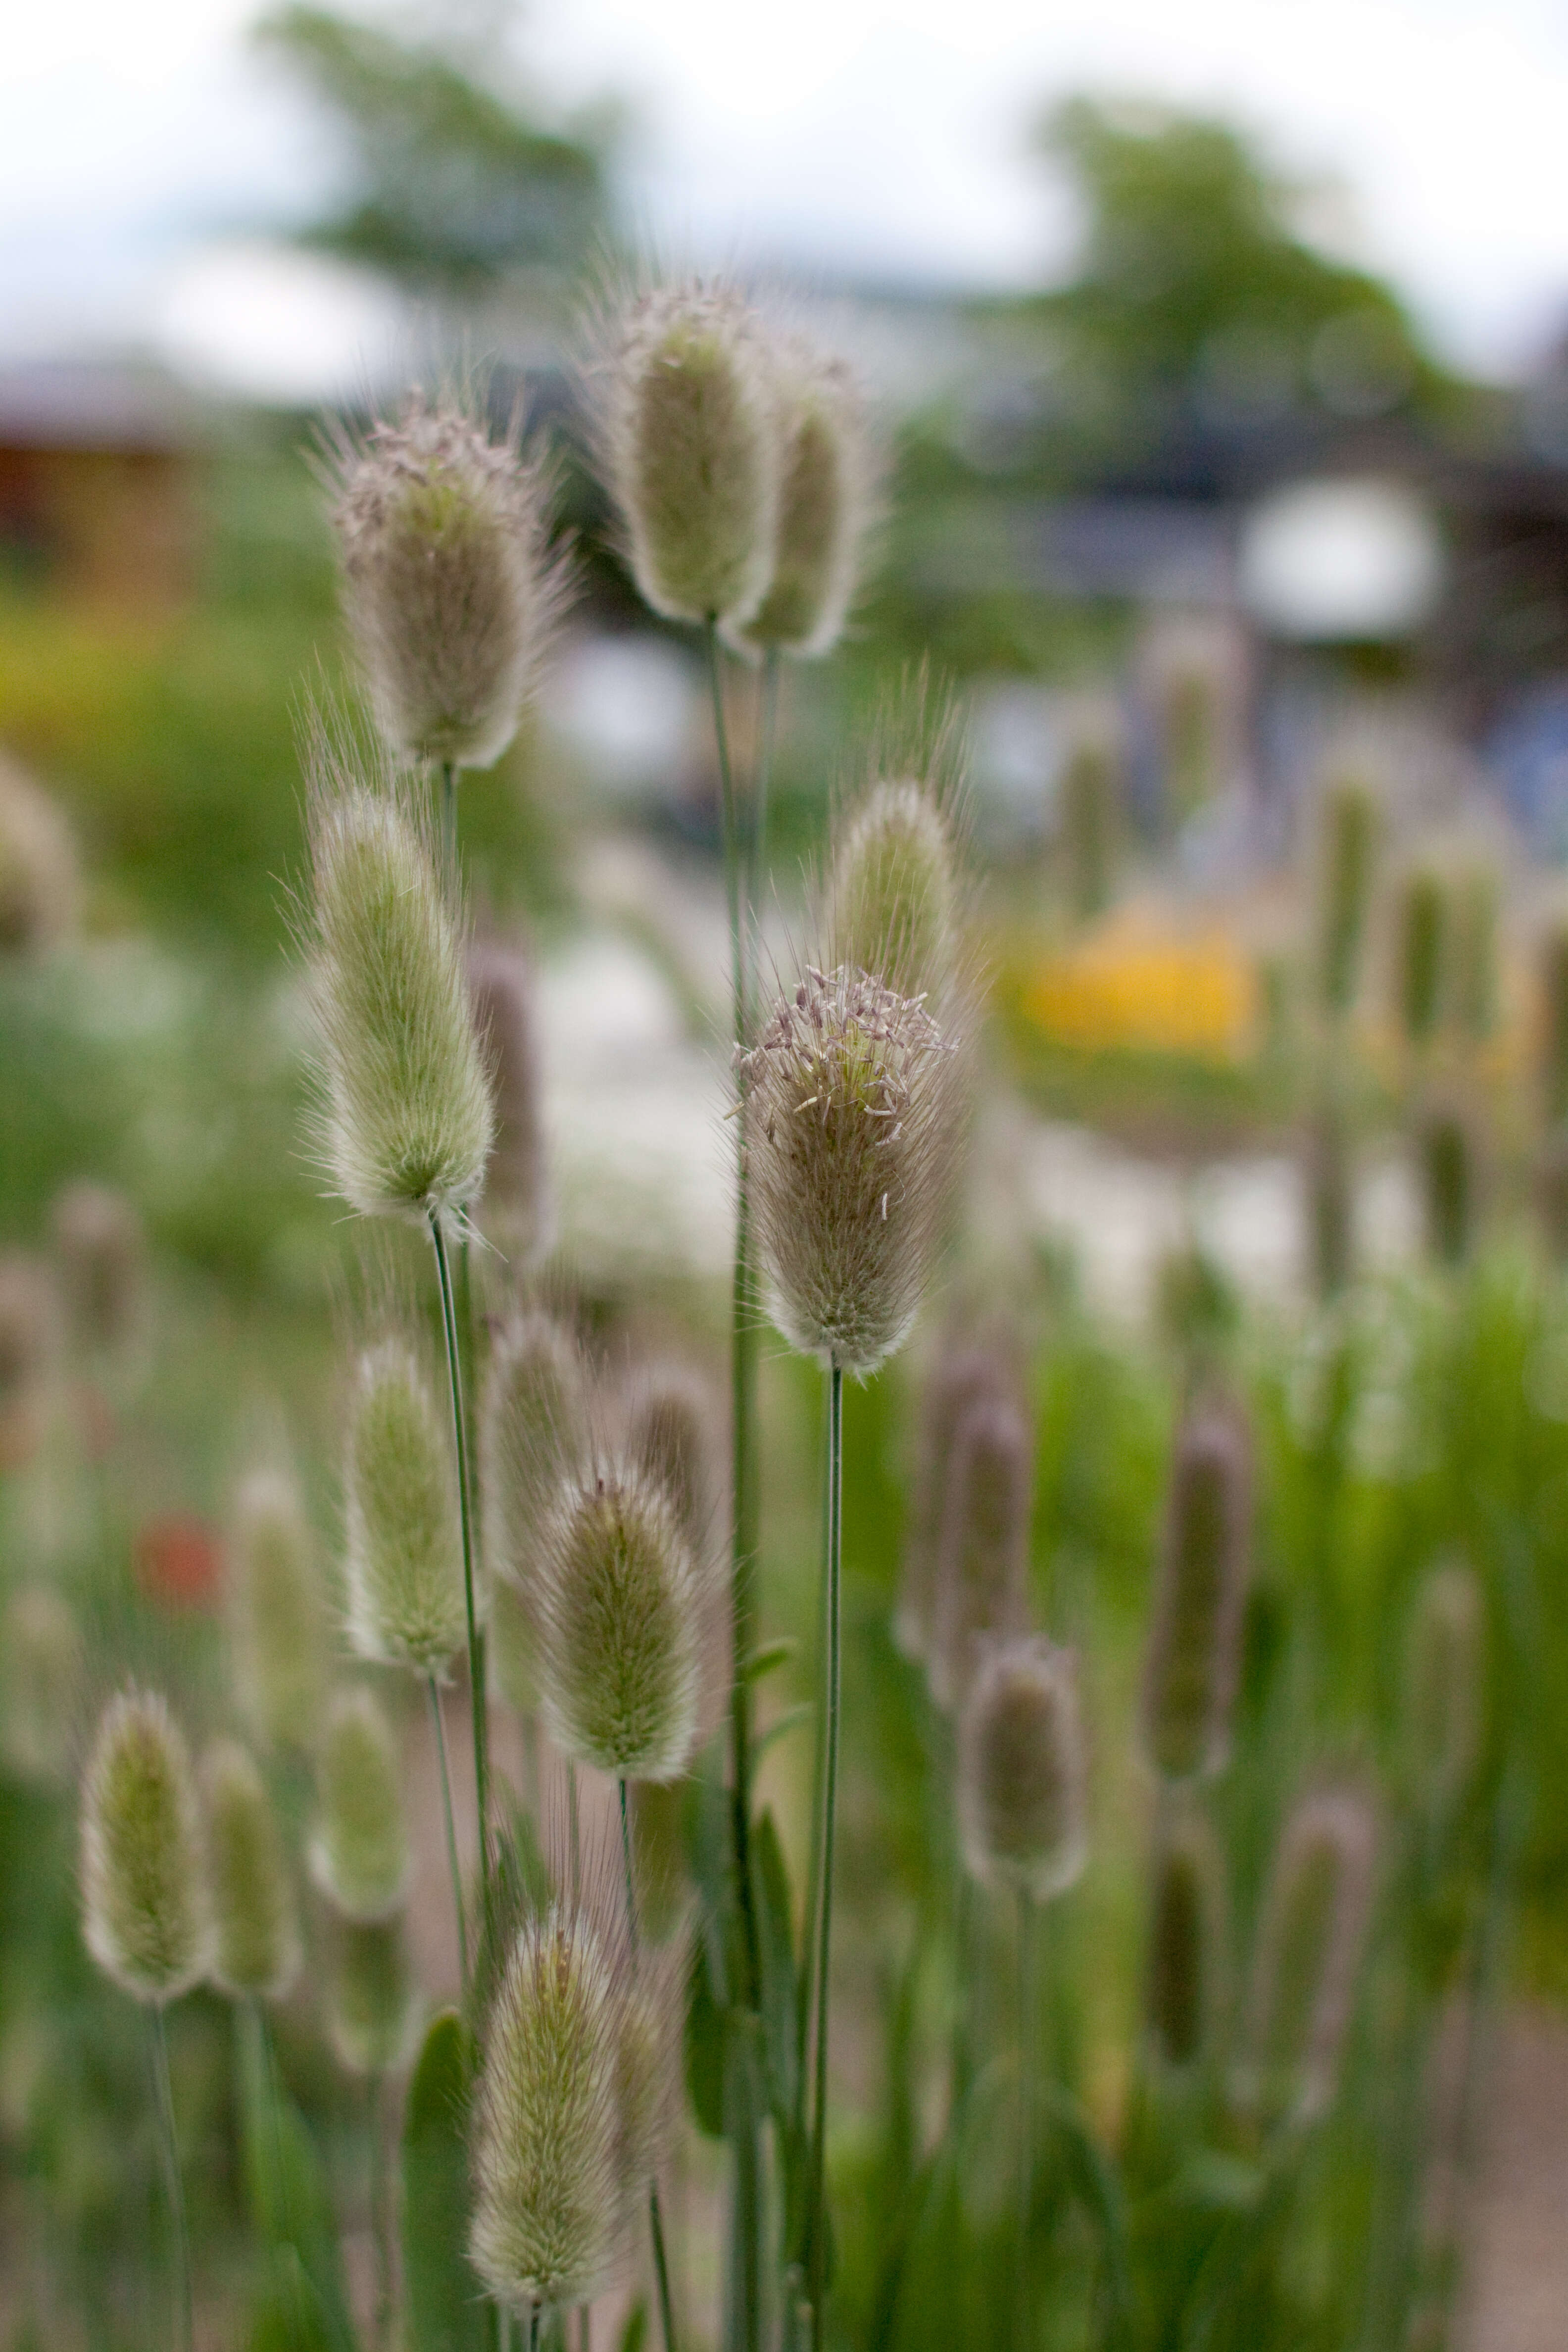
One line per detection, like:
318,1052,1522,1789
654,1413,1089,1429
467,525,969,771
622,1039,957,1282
468,941,551,1260
1403,1559,1485,1822
51,1181,144,1359
1238,1787,1376,2128
0,751,78,955
327,1913,420,2076
344,1336,467,1677
330,393,563,770
201,1740,300,2002
532,1460,724,1782
482,1310,588,1604
470,1899,648,2310
1419,1105,1475,1268
0,1584,83,1784
309,1687,409,1923
80,1691,209,2005
305,737,494,1225
742,964,967,1377
928,1394,1032,1712
1397,865,1448,1050
1145,1803,1229,2072
897,1335,1015,1662
1141,1406,1251,1784
597,280,780,627
624,1362,719,1543
831,780,960,1012
958,1636,1087,1901
729,340,872,658
1315,774,1380,1020
228,1467,328,1752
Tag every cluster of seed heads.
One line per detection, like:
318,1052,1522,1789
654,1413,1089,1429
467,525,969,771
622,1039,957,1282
329,392,563,773
742,964,963,1376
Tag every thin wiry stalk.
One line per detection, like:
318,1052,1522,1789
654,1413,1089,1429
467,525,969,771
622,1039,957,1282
808,1362,844,2352
620,1781,680,2352
1016,1889,1038,2352
151,2005,194,2352
428,1674,470,1994
370,2072,392,2352
748,649,780,1007
796,1376,832,2148
705,615,763,2352
429,1209,492,1934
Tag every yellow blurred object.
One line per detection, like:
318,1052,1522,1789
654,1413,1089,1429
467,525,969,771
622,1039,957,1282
1023,902,1260,1065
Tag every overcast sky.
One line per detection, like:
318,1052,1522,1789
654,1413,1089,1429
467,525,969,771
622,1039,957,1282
5,0,1568,394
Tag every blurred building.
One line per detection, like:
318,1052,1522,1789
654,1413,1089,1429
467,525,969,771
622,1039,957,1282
0,361,198,608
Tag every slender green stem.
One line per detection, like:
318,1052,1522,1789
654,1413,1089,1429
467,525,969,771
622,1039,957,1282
748,649,780,1005
528,2305,541,2352
620,1781,681,2352
429,1209,491,1934
796,1376,833,2145
1016,1890,1038,2352
577,2305,590,2352
370,2070,393,2352
151,2004,194,2352
428,1673,470,1995
808,1363,844,2352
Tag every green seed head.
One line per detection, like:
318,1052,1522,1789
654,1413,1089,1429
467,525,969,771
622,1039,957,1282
0,750,78,956
469,942,551,1260
330,394,563,771
1141,1407,1251,1783
1315,774,1380,1020
470,1902,644,2310
742,965,967,1376
51,1182,145,1360
1239,1787,1376,2129
201,1740,300,2002
80,1692,209,2005
228,1467,329,1753
482,1311,589,1599
310,1687,409,1923
929,1394,1031,1713
831,780,959,1012
1397,864,1448,1050
533,1464,723,1782
624,1363,718,1543
958,1637,1087,1901
600,281,780,626
345,1337,467,1677
1146,1803,1229,2073
327,1913,420,2076
1403,1558,1485,1822
729,342,873,658
306,739,494,1226
1,1584,83,1785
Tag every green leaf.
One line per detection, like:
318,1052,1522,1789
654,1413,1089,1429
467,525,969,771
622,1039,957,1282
684,1933,727,2139
401,2009,489,2352
755,1704,813,1764
751,1808,799,2125
617,2300,648,2352
245,2249,339,2352
236,2008,354,2350
743,1638,798,1683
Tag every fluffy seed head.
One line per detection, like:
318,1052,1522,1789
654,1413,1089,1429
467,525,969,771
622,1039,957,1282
830,780,960,1014
0,751,78,955
928,1395,1032,1712
598,281,780,626
730,343,872,658
328,1914,419,2076
532,1463,724,1782
959,1637,1087,1902
306,745,494,1225
228,1468,328,1752
483,1311,589,1603
897,1335,1015,1662
1403,1559,1485,1821
468,942,551,1260
1397,864,1448,1050
330,394,562,771
201,1740,300,2001
1315,774,1380,1020
1141,1407,1251,1784
1238,1787,1376,2128
470,1901,649,2309
344,1337,467,1676
51,1182,145,1358
310,1687,409,1922
1146,1804,1229,2072
742,964,966,1376
1420,1105,1475,1268
624,1363,719,1543
80,1691,209,2004
0,1584,83,1784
